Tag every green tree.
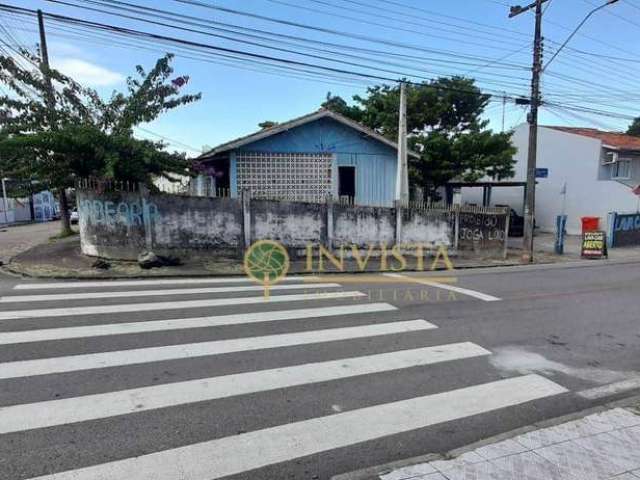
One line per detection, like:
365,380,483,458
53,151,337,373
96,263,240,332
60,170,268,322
258,120,279,130
322,77,516,198
321,92,363,122
628,117,640,137
0,51,200,235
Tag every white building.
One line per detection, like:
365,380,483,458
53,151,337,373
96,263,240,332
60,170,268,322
462,124,640,235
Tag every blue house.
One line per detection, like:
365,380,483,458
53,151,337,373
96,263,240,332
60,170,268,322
198,109,417,207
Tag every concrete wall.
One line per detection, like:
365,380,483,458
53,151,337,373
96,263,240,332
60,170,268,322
77,189,508,260
334,205,396,246
462,124,640,235
251,199,326,248
400,208,452,247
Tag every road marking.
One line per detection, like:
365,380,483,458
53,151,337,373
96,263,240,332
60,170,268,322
0,303,397,345
578,378,640,400
383,273,501,302
27,374,567,480
0,283,341,303
0,320,434,379
0,342,487,434
0,291,366,320
13,276,318,290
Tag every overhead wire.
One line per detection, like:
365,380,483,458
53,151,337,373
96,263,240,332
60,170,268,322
45,0,534,91
1,2,636,129
1,4,532,100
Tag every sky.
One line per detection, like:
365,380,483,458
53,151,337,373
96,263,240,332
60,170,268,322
2,0,640,156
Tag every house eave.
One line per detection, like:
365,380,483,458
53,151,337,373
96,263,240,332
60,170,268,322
198,109,420,160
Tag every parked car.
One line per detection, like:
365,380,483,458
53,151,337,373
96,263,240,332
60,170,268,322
69,208,79,224
496,205,524,237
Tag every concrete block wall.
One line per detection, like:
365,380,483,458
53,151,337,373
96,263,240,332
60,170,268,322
333,205,396,247
77,189,508,260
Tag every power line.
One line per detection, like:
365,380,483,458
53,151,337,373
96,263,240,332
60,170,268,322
2,3,634,126
45,0,533,91
171,0,531,60
367,0,531,38
2,4,530,100
69,0,528,71
266,0,526,48
134,126,201,153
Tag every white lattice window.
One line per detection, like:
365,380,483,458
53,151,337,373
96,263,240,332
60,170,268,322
236,152,333,202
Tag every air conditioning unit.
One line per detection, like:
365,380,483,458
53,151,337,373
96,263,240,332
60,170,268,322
602,151,618,165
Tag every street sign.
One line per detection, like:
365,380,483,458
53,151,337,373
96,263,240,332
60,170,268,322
581,231,608,259
535,168,549,178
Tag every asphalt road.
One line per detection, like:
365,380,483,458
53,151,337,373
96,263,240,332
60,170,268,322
0,261,639,480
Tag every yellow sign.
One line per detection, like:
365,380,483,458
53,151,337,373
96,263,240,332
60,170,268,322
244,240,290,298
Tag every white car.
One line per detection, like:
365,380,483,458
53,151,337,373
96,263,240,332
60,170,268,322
69,209,79,224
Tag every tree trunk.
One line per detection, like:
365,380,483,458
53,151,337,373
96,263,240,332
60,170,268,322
28,185,35,221
59,188,72,235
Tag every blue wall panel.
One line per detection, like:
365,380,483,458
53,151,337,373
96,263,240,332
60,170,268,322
232,117,397,206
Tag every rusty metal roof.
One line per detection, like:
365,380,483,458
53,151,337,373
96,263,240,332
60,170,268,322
547,126,640,152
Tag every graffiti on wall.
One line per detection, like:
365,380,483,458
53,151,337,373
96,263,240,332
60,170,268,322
612,212,640,247
78,198,158,227
458,212,506,242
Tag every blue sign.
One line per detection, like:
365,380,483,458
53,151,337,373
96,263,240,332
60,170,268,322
611,212,640,247
535,168,549,178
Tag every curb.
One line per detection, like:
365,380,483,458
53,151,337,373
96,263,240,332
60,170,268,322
330,394,640,480
5,256,640,280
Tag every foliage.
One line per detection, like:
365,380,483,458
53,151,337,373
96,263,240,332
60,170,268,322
321,92,363,122
321,77,517,195
628,117,640,137
258,121,279,130
0,124,190,188
0,51,201,190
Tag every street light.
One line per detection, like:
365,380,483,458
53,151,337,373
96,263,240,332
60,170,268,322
543,0,619,72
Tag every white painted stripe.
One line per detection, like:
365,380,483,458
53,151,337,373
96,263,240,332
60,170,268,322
13,276,317,290
0,291,366,320
28,374,567,480
0,303,397,345
0,320,433,379
578,377,640,400
0,342,486,434
384,273,501,302
0,283,341,303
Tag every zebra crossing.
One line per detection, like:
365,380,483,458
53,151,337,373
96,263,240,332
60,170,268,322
0,275,569,480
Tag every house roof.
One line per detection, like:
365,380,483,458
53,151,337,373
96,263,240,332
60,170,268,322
546,126,640,152
199,109,420,159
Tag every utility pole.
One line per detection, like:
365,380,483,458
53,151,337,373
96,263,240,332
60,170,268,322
37,9,72,234
395,81,408,203
509,0,617,262
501,92,507,133
509,0,546,263
37,10,55,125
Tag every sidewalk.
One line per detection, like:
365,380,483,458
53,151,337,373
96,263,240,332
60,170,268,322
343,405,640,480
5,230,640,279
3,235,531,279
0,221,63,264
510,232,640,262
